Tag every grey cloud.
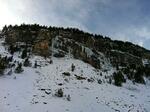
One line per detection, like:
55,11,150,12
0,0,150,49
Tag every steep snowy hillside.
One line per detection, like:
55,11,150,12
2,24,150,85
0,38,150,112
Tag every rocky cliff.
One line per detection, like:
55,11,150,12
1,24,150,84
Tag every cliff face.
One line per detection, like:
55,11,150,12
1,25,150,112
2,24,150,70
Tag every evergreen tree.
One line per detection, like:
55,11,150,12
21,49,27,59
34,61,38,68
134,66,145,84
15,63,24,73
23,58,31,67
113,71,126,86
2,25,8,33
71,63,75,72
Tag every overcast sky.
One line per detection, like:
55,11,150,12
0,0,150,49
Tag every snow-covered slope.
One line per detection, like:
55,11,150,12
0,55,150,112
0,36,150,112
